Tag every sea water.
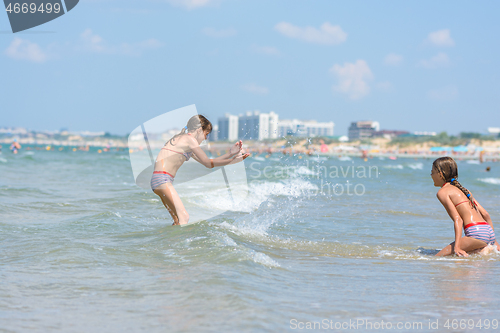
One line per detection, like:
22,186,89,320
1,146,500,332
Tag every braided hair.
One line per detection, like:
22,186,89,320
432,156,477,210
167,115,213,146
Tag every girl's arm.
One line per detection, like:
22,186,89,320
437,191,468,257
475,200,494,230
475,200,500,250
189,139,249,168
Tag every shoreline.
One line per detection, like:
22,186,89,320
2,138,499,161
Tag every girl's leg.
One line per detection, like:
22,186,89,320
435,236,488,256
153,184,189,225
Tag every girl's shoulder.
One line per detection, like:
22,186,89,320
436,184,459,198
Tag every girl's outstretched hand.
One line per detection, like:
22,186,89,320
230,152,250,164
229,140,243,155
454,247,468,257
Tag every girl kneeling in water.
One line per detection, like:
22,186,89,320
151,115,250,226
432,157,500,256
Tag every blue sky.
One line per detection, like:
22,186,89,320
1,0,499,136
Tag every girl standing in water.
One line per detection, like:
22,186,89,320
151,115,249,226
432,157,499,256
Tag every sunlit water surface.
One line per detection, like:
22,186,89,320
1,147,500,332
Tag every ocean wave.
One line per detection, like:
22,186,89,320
215,191,304,237
309,156,328,162
407,163,423,170
215,229,500,261
213,231,280,267
477,178,500,185
383,210,429,217
248,251,280,267
383,164,404,169
189,179,318,214
292,166,317,176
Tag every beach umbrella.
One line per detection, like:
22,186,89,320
430,147,452,152
452,146,469,152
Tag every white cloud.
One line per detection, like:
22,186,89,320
427,85,458,101
4,38,48,63
418,52,450,69
384,53,403,66
241,84,269,95
330,60,373,100
201,27,237,38
426,29,455,47
79,29,162,56
275,22,347,45
164,0,219,10
251,45,280,56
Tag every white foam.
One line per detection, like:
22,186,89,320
190,179,318,214
384,164,404,169
248,251,280,267
213,230,280,267
467,160,481,164
309,156,327,161
407,163,423,170
184,236,208,245
214,233,238,248
477,178,500,185
0,158,7,163
293,166,317,176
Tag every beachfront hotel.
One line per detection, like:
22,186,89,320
217,112,336,141
277,119,335,138
218,111,279,141
348,121,380,140
217,113,239,141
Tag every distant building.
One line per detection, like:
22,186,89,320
278,119,334,137
268,112,279,139
488,127,500,135
218,113,239,141
372,130,410,139
218,111,279,141
237,111,279,141
208,124,218,142
79,131,106,137
414,131,437,136
348,121,380,140
0,127,28,135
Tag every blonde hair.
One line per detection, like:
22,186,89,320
167,115,213,146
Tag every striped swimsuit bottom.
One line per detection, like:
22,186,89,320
151,171,174,191
464,222,496,245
